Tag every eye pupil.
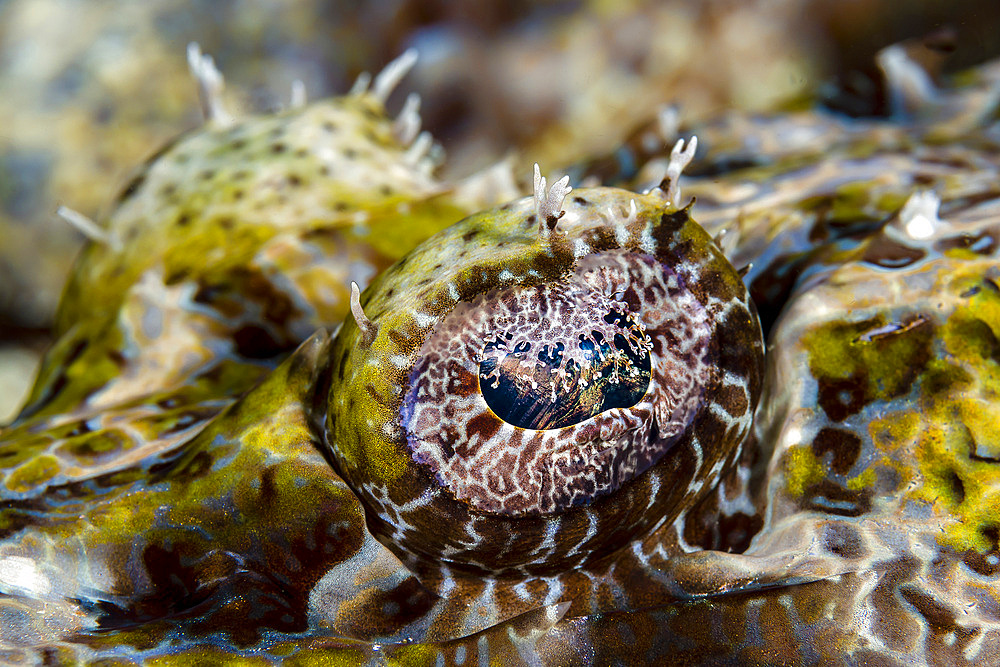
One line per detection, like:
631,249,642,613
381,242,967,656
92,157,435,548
479,309,651,430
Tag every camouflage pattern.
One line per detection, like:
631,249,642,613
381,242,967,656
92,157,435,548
3,45,1000,666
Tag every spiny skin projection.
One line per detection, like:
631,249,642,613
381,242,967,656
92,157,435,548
326,187,764,576
15,61,472,445
0,49,537,664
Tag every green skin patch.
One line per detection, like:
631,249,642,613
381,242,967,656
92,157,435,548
782,257,1000,554
5,46,1000,666
913,283,1000,552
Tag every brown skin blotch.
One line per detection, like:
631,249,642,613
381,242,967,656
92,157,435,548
816,374,869,422
821,522,865,559
811,427,862,475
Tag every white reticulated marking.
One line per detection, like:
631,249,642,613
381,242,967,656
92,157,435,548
372,48,419,104
411,309,435,328
476,636,489,666
708,398,738,427
536,517,561,555
513,580,532,601
645,471,661,510
397,488,434,513
542,576,565,606
290,79,307,109
393,93,422,146
388,353,410,369
689,435,704,482
387,513,419,545
630,538,651,567
451,517,484,552
722,369,746,389
460,577,497,635
533,163,572,234
853,570,882,645
186,42,233,126
565,511,599,557
964,625,986,661
437,564,456,596
654,135,697,205
898,190,942,240
350,282,378,346
57,206,120,250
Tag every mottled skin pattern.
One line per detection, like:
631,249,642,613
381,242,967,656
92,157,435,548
328,187,761,586
3,47,1000,666
405,251,711,515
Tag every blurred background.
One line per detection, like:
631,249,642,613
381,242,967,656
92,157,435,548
2,0,1000,421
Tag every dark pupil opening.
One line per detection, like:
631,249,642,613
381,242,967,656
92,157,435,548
479,310,651,430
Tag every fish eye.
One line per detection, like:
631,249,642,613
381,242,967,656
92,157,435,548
475,288,653,432
325,183,764,576
402,249,714,518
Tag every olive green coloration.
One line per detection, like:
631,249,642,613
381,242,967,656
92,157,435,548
4,44,1000,667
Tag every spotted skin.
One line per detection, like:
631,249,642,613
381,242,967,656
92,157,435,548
4,49,1000,667
5,76,476,500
